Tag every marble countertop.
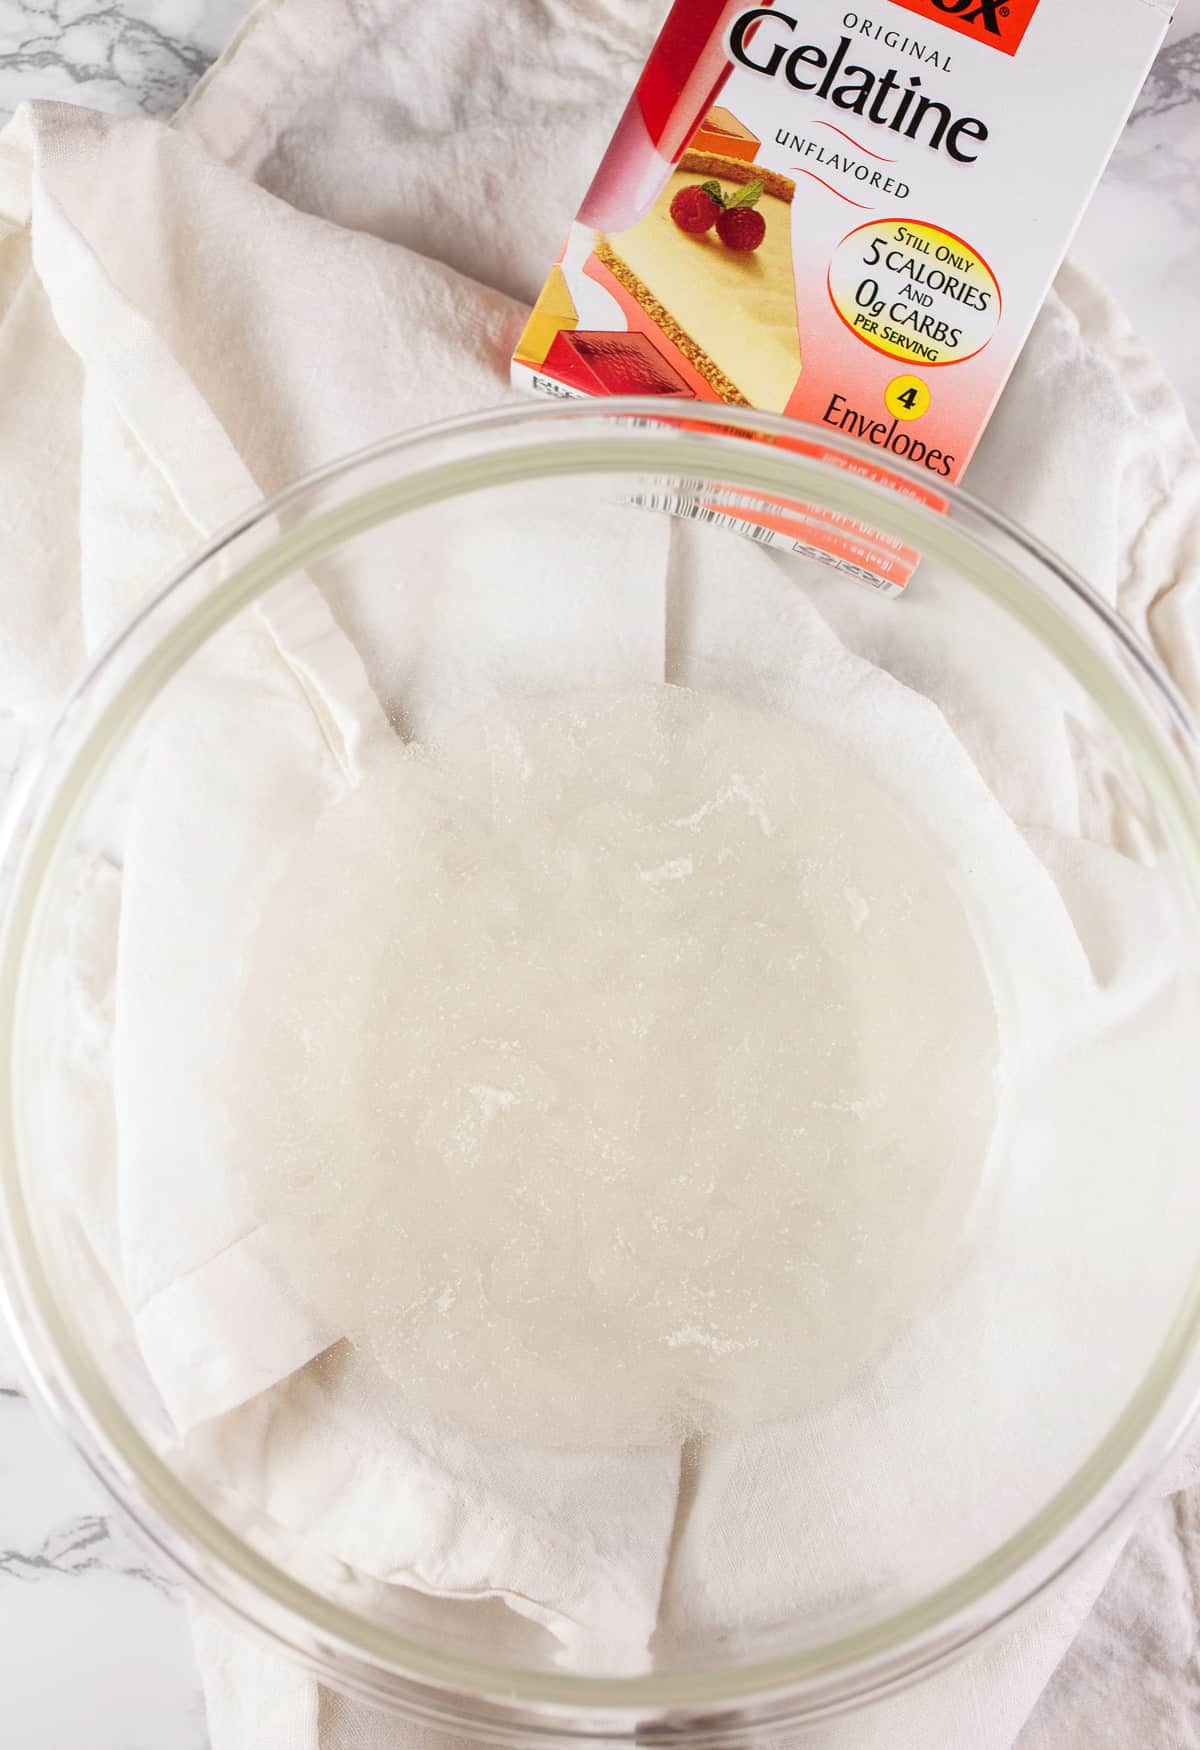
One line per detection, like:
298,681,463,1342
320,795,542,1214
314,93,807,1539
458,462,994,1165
0,3,1199,1746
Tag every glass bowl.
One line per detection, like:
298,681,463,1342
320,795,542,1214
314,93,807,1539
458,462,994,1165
2,400,1200,1744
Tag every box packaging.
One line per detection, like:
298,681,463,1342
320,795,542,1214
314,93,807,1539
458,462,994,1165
513,0,1173,591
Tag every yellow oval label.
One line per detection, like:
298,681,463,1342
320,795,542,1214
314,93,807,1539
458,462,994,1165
828,221,1001,368
884,374,931,421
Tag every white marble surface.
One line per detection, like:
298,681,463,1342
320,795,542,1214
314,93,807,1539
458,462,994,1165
1073,4,1200,431
0,2,1199,1747
0,1368,209,1749
0,0,246,121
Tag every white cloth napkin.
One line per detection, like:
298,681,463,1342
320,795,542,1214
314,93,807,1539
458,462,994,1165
1,0,1200,1744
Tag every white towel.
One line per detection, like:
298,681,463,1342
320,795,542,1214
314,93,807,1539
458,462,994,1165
1,0,1200,1744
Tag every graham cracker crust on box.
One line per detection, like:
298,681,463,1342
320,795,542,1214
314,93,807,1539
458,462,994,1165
591,237,753,406
676,149,796,203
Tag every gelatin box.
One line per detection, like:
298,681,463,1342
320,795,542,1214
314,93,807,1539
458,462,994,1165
513,0,1173,591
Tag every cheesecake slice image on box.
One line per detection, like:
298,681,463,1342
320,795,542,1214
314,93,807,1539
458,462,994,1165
593,151,801,413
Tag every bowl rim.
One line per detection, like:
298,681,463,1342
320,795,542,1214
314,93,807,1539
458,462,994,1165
2,397,1200,1736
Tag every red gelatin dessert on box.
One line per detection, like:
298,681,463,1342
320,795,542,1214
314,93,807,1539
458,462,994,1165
691,104,760,163
541,329,692,398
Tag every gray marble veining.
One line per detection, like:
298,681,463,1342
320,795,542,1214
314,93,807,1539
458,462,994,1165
0,1389,203,1746
1071,1,1200,419
0,0,248,124
0,1509,174,1592
1139,19,1200,118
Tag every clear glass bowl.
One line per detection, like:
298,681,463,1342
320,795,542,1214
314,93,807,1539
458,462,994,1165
2,401,1200,1744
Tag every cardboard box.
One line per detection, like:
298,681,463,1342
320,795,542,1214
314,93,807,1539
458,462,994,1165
514,0,1173,591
